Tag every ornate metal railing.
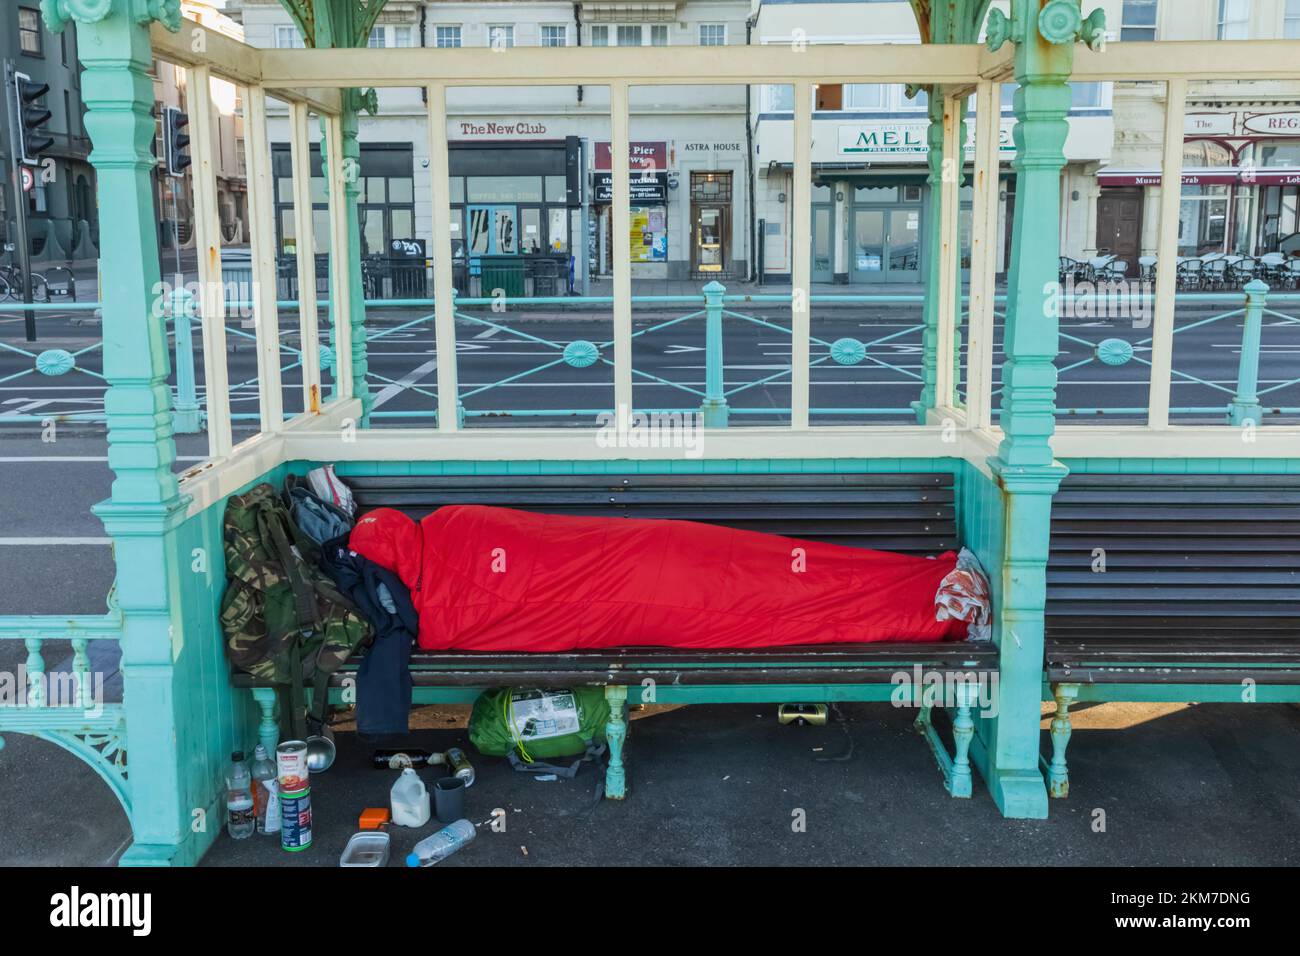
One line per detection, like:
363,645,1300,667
0,595,129,812
5,285,1297,430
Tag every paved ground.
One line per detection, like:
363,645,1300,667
4,697,1298,866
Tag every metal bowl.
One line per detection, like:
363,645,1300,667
305,724,336,773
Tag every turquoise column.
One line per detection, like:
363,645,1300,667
978,0,1104,819
700,281,729,427
307,1,378,422
340,91,373,421
1228,279,1267,426
43,0,207,864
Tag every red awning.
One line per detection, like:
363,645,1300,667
1098,169,1240,187
1098,167,1300,187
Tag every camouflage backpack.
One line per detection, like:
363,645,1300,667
219,482,373,740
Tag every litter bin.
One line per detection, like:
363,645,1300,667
477,255,525,298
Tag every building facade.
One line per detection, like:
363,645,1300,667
153,0,250,258
1100,0,1300,262
235,0,753,284
0,0,95,263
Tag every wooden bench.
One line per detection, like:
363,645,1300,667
1041,473,1300,797
234,471,997,799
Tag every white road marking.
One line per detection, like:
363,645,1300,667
372,357,441,409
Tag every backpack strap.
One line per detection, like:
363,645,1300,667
506,742,607,779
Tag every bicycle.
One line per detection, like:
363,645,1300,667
0,262,48,303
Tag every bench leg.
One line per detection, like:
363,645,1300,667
604,685,628,800
251,687,279,756
1046,682,1079,798
913,682,975,799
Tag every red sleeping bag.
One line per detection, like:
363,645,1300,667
348,504,983,652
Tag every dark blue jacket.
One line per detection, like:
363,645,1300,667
320,537,417,740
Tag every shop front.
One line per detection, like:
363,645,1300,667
1098,113,1300,260
449,139,581,295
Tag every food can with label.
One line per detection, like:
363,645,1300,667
276,740,310,793
280,787,313,852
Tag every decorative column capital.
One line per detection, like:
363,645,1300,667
41,0,180,34
985,0,1106,53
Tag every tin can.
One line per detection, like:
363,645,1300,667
777,703,829,726
277,740,310,793
445,747,475,787
280,787,312,852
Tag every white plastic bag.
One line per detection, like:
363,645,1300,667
935,548,992,641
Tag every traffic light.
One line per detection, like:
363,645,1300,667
163,106,191,176
10,70,52,165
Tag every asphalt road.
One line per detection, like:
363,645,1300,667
3,295,1299,428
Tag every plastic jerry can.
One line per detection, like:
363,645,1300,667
390,768,431,828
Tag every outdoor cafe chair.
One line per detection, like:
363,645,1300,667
1201,257,1230,290
1100,259,1129,282
1138,256,1157,282
1176,258,1203,291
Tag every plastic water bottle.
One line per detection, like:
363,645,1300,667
251,745,280,835
406,819,476,867
226,751,255,840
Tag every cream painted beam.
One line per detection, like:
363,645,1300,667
280,425,992,465
611,81,633,419
1146,78,1187,429
965,80,1001,432
325,113,354,401
1073,41,1300,82
1052,426,1300,460
245,86,284,433
790,80,813,430
933,92,962,419
187,65,232,459
426,83,460,432
289,101,322,414
258,44,988,89
149,21,340,115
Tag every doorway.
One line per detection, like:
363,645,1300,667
690,171,733,276
1095,187,1143,265
850,206,922,283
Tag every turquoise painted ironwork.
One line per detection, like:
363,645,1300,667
1228,280,1268,426
700,281,729,427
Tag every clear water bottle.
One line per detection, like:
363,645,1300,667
405,819,476,867
251,745,279,835
226,751,255,840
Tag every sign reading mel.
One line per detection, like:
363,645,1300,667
838,122,1016,158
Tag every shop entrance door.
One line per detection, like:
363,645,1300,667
851,206,922,283
692,205,728,274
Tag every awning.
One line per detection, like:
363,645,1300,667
1098,167,1300,187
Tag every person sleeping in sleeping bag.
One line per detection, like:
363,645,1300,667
347,504,990,652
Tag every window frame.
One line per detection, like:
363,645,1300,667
487,23,516,49
540,23,569,47
1217,0,1252,40
18,6,44,57
1119,0,1158,42
591,23,669,47
435,24,462,49
699,23,727,46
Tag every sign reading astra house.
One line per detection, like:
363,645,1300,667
837,121,1016,159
